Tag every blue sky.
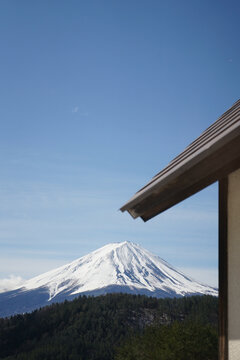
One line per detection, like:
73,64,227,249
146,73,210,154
0,0,239,290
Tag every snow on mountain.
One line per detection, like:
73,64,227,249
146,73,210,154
0,241,217,317
21,241,217,299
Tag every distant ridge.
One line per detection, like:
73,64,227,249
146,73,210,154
0,241,217,317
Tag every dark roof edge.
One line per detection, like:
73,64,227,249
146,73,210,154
120,100,240,220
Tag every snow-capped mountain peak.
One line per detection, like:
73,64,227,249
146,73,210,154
22,241,217,300
0,242,218,317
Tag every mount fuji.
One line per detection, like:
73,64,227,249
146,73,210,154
0,242,217,317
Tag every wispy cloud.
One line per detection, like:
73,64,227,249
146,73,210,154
72,106,79,113
0,275,25,293
71,106,89,116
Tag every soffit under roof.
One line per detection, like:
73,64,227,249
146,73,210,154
120,99,240,221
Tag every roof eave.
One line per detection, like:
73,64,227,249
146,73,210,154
120,103,240,221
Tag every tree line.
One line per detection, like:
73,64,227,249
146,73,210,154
0,293,218,360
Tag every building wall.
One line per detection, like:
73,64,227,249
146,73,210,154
228,168,240,360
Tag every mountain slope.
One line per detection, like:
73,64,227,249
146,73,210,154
0,241,217,317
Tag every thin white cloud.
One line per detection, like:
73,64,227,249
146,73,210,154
72,106,79,113
0,275,25,293
71,106,89,116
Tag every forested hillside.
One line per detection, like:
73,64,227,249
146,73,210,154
0,294,218,360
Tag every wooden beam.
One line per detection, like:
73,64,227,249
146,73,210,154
219,178,228,360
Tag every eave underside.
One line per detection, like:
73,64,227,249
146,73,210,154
120,100,240,221
128,135,240,221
